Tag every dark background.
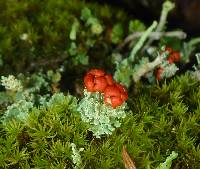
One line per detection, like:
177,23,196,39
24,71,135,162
91,0,200,36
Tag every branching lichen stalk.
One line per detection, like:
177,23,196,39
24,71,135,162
117,31,186,50
156,1,175,32
142,1,175,52
129,21,158,62
133,54,163,82
114,21,157,87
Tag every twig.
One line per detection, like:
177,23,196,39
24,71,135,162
27,55,68,71
117,31,186,50
122,145,137,169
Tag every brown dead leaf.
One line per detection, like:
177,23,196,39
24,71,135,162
122,145,137,169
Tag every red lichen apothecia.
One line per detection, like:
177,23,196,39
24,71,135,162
84,69,128,108
156,47,181,80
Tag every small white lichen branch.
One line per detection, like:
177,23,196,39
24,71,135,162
133,54,163,82
1,75,23,92
71,143,84,169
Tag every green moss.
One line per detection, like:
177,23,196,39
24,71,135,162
1,0,200,168
0,73,200,168
0,0,131,74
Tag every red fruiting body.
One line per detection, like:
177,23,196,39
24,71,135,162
166,57,174,64
84,69,108,92
156,47,181,80
84,69,128,108
105,74,114,85
88,69,105,77
104,83,128,108
164,47,181,64
84,69,115,93
115,83,128,101
84,73,95,92
160,47,173,56
171,51,181,62
167,51,180,63
156,67,164,81
93,76,107,92
165,47,173,54
104,85,121,98
105,96,123,108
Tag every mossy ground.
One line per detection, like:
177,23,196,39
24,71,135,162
1,0,200,168
1,74,200,168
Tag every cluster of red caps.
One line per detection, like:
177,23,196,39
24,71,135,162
156,47,181,80
84,69,128,108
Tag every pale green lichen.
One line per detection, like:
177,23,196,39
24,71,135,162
1,100,33,125
114,21,158,87
1,75,23,92
77,90,127,138
156,151,178,169
47,92,77,113
70,19,80,40
160,62,179,80
129,21,158,62
71,143,84,169
81,7,103,35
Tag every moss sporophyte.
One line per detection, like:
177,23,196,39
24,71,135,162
78,69,128,137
